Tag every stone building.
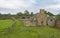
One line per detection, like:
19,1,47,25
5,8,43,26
36,9,47,26
56,20,60,27
47,16,56,27
23,9,56,27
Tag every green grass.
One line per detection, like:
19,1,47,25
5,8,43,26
0,20,13,30
0,19,60,38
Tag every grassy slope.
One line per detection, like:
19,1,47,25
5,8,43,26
0,19,60,38
0,20,13,29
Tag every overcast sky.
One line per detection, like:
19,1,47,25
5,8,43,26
0,0,60,15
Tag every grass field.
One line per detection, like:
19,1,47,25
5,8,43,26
0,19,60,38
0,20,13,30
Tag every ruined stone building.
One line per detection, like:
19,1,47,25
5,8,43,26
23,9,56,27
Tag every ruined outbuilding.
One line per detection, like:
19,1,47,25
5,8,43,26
23,9,56,27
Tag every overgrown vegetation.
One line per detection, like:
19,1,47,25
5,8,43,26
0,20,13,30
0,10,34,16
45,11,54,16
56,14,60,20
17,10,34,16
0,19,60,38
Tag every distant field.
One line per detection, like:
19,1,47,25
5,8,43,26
0,20,13,30
0,19,60,38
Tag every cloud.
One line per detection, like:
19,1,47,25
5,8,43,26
37,0,60,15
53,0,60,3
0,0,38,14
0,0,37,9
44,4,60,9
0,0,60,15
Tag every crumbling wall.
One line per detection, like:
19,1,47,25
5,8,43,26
56,20,60,27
23,20,32,26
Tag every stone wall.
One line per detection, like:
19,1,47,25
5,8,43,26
23,9,56,27
22,18,37,26
23,20,31,26
36,9,47,26
48,19,55,27
56,20,60,27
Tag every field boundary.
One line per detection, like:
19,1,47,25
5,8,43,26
7,18,17,32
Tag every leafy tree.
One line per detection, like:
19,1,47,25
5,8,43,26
44,11,47,14
56,14,60,20
24,10,30,16
3,14,8,16
2,13,11,16
0,13,2,16
17,12,23,16
47,12,54,16
8,13,11,16
45,11,54,16
31,12,34,16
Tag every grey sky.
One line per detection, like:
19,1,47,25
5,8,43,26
0,0,60,15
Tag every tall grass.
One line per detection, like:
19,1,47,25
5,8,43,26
0,20,13,30
0,19,60,38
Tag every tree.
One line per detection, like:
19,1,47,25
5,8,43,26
31,12,34,16
44,11,47,14
47,12,54,16
24,10,30,16
2,13,11,16
45,11,54,16
17,12,23,16
0,13,2,16
8,13,11,16
56,13,60,20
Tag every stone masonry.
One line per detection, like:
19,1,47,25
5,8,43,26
23,9,56,27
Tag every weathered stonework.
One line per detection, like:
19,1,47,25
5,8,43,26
23,20,31,26
23,19,36,26
56,20,60,27
36,9,47,26
47,16,55,27
23,9,55,27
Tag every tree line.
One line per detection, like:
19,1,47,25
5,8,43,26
16,10,33,16
45,11,60,20
0,10,60,20
56,13,60,20
0,10,34,16
0,10,54,16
